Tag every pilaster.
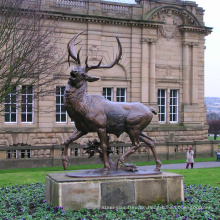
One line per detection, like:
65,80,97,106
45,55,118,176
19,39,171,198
149,40,156,103
141,39,150,103
182,41,199,104
141,38,157,104
192,42,199,104
182,42,190,104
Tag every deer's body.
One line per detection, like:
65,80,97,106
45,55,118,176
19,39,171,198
62,31,162,172
64,81,154,137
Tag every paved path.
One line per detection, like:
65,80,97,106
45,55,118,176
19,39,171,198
139,161,220,170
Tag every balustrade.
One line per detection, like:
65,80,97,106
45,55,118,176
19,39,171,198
3,145,146,160
1,141,217,166
53,0,131,14
0,141,218,170
54,0,86,9
101,3,130,13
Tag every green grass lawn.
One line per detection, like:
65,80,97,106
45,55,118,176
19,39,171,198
164,167,220,187
0,157,219,187
208,136,220,141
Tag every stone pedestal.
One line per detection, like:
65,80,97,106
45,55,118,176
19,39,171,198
46,171,184,211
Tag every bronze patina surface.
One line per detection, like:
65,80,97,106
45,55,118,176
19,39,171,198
62,31,162,173
66,167,162,178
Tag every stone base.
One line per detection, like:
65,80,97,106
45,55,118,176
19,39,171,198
46,171,184,211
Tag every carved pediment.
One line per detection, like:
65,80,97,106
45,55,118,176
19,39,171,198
146,6,201,39
151,9,183,39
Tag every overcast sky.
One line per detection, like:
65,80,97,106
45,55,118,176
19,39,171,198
194,0,220,98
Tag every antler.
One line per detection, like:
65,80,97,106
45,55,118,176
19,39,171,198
67,30,86,66
68,31,122,70
85,36,122,72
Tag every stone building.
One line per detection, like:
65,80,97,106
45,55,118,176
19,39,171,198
0,0,213,162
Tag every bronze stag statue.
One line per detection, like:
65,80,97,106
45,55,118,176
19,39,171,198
62,31,162,172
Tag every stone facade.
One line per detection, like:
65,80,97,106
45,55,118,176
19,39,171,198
0,0,212,153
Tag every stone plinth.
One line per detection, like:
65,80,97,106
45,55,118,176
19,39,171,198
46,171,184,211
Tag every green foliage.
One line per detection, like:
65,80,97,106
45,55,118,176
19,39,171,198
0,183,219,220
164,167,220,187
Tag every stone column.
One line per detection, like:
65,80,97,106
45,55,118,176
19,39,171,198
182,42,190,104
141,39,150,103
192,43,199,104
140,38,157,104
183,41,199,104
149,41,156,103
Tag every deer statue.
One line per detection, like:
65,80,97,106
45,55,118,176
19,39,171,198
62,30,162,172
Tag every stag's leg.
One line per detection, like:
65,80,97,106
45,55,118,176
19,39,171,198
139,132,162,171
62,129,86,170
106,136,115,168
116,130,141,170
97,128,110,171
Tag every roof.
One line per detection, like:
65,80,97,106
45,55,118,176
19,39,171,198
101,0,137,4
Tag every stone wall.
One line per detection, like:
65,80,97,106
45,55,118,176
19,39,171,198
0,141,218,169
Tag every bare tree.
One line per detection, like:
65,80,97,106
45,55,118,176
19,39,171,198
208,120,220,140
0,0,63,109
207,112,220,121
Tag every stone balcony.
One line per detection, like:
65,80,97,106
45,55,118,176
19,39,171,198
42,0,143,20
19,0,204,23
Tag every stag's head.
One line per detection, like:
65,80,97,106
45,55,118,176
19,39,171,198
67,31,122,88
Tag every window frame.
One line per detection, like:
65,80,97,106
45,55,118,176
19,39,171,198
5,86,17,124
21,149,31,158
116,88,126,102
56,86,67,123
21,85,34,123
102,87,113,101
157,89,166,123
170,89,178,123
7,150,17,159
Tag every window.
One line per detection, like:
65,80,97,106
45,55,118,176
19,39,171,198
116,88,126,102
116,146,125,154
56,87,67,123
170,90,178,122
72,148,78,156
7,150,17,159
158,89,166,122
21,149,31,158
158,89,178,123
70,148,78,156
5,86,17,123
103,88,113,101
21,86,34,123
116,147,120,154
121,146,125,154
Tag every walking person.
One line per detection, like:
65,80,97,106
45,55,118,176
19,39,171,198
186,147,194,169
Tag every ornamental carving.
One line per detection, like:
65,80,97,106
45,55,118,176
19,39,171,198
166,66,172,76
88,45,101,62
151,9,183,39
156,64,182,78
141,38,157,44
183,42,199,47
